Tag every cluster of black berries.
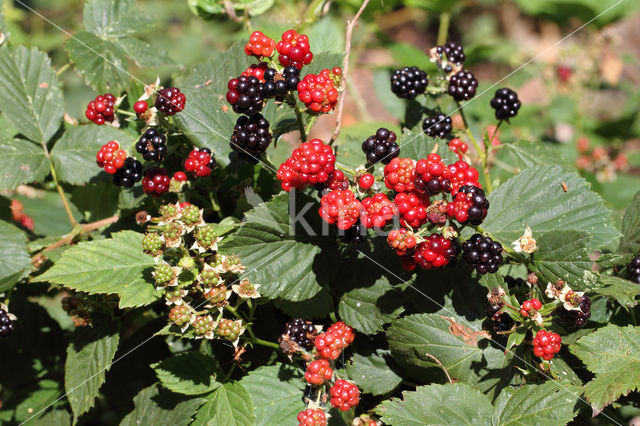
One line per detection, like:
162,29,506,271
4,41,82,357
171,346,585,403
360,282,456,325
556,295,591,327
283,318,316,348
362,128,400,164
0,308,15,337
437,41,466,65
113,157,143,188
490,88,521,120
448,70,478,101
462,234,503,274
261,66,300,100
390,66,428,99
422,113,452,139
340,222,366,244
460,185,490,225
136,128,167,162
226,76,265,115
230,114,273,162
627,255,640,284
155,87,186,116
486,304,514,332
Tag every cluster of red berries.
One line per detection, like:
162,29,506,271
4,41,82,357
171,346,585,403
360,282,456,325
319,170,350,193
10,199,34,231
96,141,127,174
446,185,489,225
387,228,417,256
519,298,542,317
297,68,341,113
448,138,468,160
318,189,362,231
277,139,336,191
394,191,429,228
276,29,313,69
142,167,170,197
414,154,451,195
305,359,333,385
532,329,562,361
244,31,276,58
297,408,326,426
184,147,216,178
241,62,268,82
85,93,116,124
360,193,397,229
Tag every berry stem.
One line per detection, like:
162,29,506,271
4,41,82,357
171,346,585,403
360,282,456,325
116,108,137,117
457,102,493,193
38,138,77,227
437,12,450,46
289,94,308,142
55,62,71,76
304,115,318,139
246,337,280,350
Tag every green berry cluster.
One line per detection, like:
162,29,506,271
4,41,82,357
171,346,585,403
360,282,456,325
199,269,220,287
169,305,191,326
142,233,163,256
204,285,227,304
153,263,175,286
159,204,178,221
193,315,214,336
195,225,217,248
181,204,201,226
163,222,183,241
217,318,242,341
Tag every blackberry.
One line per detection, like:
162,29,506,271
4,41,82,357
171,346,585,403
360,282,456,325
230,114,273,162
0,309,14,337
361,128,399,165
486,305,514,332
113,157,142,188
462,234,503,274
155,87,186,116
556,295,591,327
459,185,489,225
490,88,521,121
390,66,428,99
448,70,478,102
436,41,466,65
136,128,167,162
226,75,264,115
422,113,452,139
340,222,366,244
284,318,316,349
142,167,170,196
627,255,640,284
261,66,300,100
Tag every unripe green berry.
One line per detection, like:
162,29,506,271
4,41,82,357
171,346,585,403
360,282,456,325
169,305,191,326
199,269,220,287
178,256,196,270
142,233,163,256
195,225,217,248
193,315,214,336
204,285,227,304
153,263,174,285
159,204,178,221
181,205,201,226
163,222,183,241
217,318,242,341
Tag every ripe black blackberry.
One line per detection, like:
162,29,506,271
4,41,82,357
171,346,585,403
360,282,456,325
283,318,316,348
340,222,366,244
462,234,503,274
361,127,399,165
490,88,521,120
556,295,591,327
230,114,272,162
136,128,167,162
113,157,143,188
155,87,186,116
460,185,489,225
627,255,640,284
390,66,428,99
0,309,14,337
504,275,525,289
486,305,514,332
436,41,465,65
448,70,478,102
422,113,452,139
226,75,264,115
261,66,300,100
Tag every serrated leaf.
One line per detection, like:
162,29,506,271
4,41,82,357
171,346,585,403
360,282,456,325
65,322,120,422
192,382,254,426
152,352,221,396
118,37,172,67
378,383,493,425
239,364,305,425
346,350,402,396
274,289,333,319
120,384,205,426
36,231,158,307
303,52,344,76
0,46,63,143
83,0,154,37
491,381,579,425
549,357,583,386
0,220,31,292
399,130,458,164
71,182,120,221
29,409,72,426
483,166,620,250
0,138,48,190
619,190,640,255
494,140,573,171
307,17,345,54
591,275,640,309
570,324,640,411
530,231,599,291
219,192,337,302
118,275,161,308
0,379,62,424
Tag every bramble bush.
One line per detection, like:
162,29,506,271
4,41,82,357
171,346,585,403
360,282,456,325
1,0,640,425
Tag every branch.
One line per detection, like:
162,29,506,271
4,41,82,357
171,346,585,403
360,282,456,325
425,353,453,384
222,0,243,23
329,0,370,146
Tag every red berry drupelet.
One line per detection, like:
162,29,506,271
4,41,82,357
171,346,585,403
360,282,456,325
361,128,399,165
413,234,459,270
136,128,167,162
155,87,186,116
448,138,468,159
519,298,542,317
276,139,336,191
387,228,417,256
169,305,191,327
446,185,489,225
96,141,127,174
315,331,345,360
414,154,452,195
297,408,327,426
394,191,429,228
490,88,521,121
360,193,397,229
184,147,216,178
532,329,561,361
384,158,416,193
461,234,503,274
284,318,316,349
330,380,360,411
319,189,361,231
448,70,478,102
85,93,116,125
276,29,313,69
230,113,272,162
305,359,333,385
133,100,148,114
317,170,349,195
142,167,170,196
358,173,375,190
245,31,276,58
226,75,264,115
113,157,143,188
422,113,453,139
390,66,428,99
297,68,340,113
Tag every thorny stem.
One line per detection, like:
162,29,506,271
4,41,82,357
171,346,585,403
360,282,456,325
329,0,371,146
437,12,450,46
457,102,493,193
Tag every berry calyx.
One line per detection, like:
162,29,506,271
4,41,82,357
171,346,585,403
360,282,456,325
387,228,417,256
358,173,375,190
96,141,127,174
448,70,478,101
297,68,340,113
384,158,416,193
245,31,276,58
230,113,272,162
390,66,428,99
362,128,399,165
446,185,489,225
226,75,264,115
142,233,163,256
184,147,216,178
297,408,327,426
461,234,503,274
85,93,116,125
276,29,313,70
133,101,148,114
142,167,170,197
305,359,333,385
112,157,143,188
169,305,191,327
277,139,336,191
532,329,561,361
283,318,316,349
422,113,452,139
330,380,360,411
136,128,167,162
490,88,521,121
155,87,186,116
394,191,430,228
414,153,451,195
413,233,459,269
319,189,362,231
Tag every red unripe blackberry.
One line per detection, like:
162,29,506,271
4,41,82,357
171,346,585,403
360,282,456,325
394,191,429,228
448,70,478,101
532,329,561,361
276,29,313,69
297,69,340,113
241,62,269,82
96,141,127,174
297,408,326,426
305,359,333,385
142,167,170,196
276,139,336,191
462,234,503,274
360,193,397,229
230,113,272,163
133,101,148,114
316,170,349,196
327,321,355,347
413,234,459,269
362,127,399,165
226,75,264,115
490,88,521,120
315,331,345,360
447,160,481,195
184,147,216,178
387,228,417,256
446,185,489,225
283,318,316,348
358,173,375,190
173,171,187,182
448,138,468,159
136,128,167,162
85,93,116,125
390,66,428,99
422,113,452,139
319,189,361,231
245,31,276,58
113,157,143,188
155,87,186,116
330,380,360,411
414,154,451,195
169,305,191,327
384,158,416,193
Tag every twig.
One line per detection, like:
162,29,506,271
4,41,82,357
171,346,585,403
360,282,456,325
222,0,243,23
425,353,453,384
437,12,450,45
329,0,371,146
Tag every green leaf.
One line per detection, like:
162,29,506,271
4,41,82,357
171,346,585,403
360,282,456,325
483,166,620,250
120,384,205,426
192,382,254,426
619,190,640,255
0,46,63,143
591,275,640,309
494,140,573,171
0,138,48,190
0,221,31,292
491,381,579,425
83,0,154,37
36,231,158,307
29,409,72,426
239,363,305,425
219,192,336,302
378,383,493,425
570,324,640,411
65,322,120,422
346,350,402,396
399,130,458,164
118,37,172,67
530,231,599,291
549,357,583,386
152,352,221,396
71,182,120,221
307,17,345,54
0,379,63,424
